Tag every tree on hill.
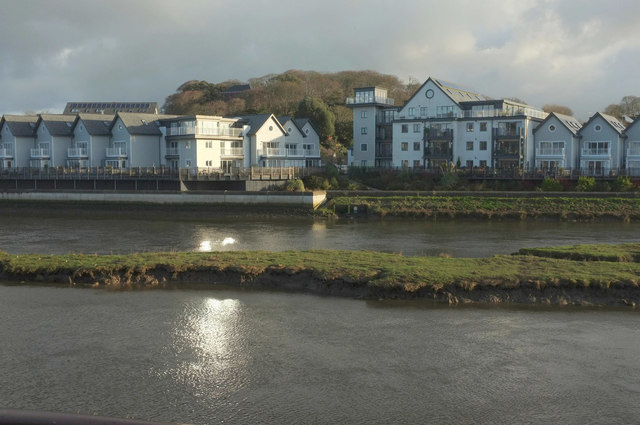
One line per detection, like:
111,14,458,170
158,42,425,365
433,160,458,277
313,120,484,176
542,104,574,116
604,95,640,123
295,96,335,145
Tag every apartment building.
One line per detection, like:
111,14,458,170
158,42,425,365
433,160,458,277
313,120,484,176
348,77,547,172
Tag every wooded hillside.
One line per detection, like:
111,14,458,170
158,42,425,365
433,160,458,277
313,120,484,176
162,70,420,154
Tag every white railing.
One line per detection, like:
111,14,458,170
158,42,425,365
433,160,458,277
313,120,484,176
165,148,179,156
106,147,127,157
346,96,395,106
30,148,50,158
287,148,303,157
627,147,640,157
0,148,13,158
304,149,321,157
221,147,244,156
67,147,88,157
536,147,565,156
581,148,610,157
165,126,243,137
258,148,286,157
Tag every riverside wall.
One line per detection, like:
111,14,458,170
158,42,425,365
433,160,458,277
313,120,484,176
0,190,328,209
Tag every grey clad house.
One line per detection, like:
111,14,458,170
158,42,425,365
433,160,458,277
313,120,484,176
0,115,38,169
532,112,582,174
623,118,640,175
577,112,626,176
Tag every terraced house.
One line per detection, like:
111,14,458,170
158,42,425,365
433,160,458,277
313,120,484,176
0,109,322,172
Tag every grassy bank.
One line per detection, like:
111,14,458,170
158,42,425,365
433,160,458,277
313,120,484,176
322,195,640,220
1,245,639,306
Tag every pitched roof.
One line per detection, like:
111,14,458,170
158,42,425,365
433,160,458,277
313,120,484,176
432,78,492,103
294,118,319,137
37,114,77,137
73,113,115,136
64,102,158,115
277,116,306,136
579,112,626,136
113,113,174,135
1,115,38,137
236,114,285,136
533,112,582,136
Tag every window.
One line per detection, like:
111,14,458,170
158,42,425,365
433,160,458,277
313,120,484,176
361,111,367,119
479,141,487,151
466,123,474,132
185,142,191,149
361,127,367,134
413,142,421,151
401,124,408,133
466,160,473,168
413,160,421,168
595,125,602,132
205,141,213,148
401,142,408,151
466,141,474,150
408,107,415,117
361,143,367,152
549,125,556,132
185,160,191,167
413,124,421,133
479,160,487,167
401,160,409,168
480,122,487,132
420,107,428,117
205,160,213,166
361,160,367,167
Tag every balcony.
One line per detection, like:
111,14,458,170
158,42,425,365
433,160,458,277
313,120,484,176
581,147,611,157
30,148,50,158
493,127,523,139
424,142,453,160
221,147,244,157
165,148,179,157
258,147,286,157
627,147,640,157
286,148,303,158
346,96,395,106
304,148,320,157
67,147,88,158
425,129,453,140
0,148,14,158
493,141,521,159
165,126,243,138
535,147,565,157
106,147,127,157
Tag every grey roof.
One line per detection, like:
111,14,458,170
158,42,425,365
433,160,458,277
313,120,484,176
533,112,582,136
277,116,306,136
37,114,77,137
579,112,626,136
294,118,318,137
73,113,116,136
236,114,285,136
113,113,174,135
222,84,251,94
1,115,39,137
432,78,492,103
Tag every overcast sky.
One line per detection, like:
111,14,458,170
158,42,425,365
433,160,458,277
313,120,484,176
1,0,639,120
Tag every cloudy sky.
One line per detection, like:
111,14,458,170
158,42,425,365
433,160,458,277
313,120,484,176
1,0,639,120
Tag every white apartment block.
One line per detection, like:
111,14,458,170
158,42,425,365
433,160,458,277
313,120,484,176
348,77,546,172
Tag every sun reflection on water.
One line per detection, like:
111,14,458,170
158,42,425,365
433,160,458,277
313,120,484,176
158,297,250,402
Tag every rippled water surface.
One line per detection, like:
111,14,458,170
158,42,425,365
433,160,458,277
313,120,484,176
1,210,639,256
1,286,639,425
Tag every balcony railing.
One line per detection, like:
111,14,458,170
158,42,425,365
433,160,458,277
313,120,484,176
424,148,453,159
258,148,286,157
536,147,565,157
30,148,50,158
106,147,127,157
165,126,243,137
581,148,610,157
304,149,320,157
0,148,14,158
425,129,453,140
493,128,523,138
346,96,395,106
165,148,179,156
221,147,244,156
286,148,303,157
67,147,88,158
627,147,640,157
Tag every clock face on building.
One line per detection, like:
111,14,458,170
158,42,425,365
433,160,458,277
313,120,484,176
425,89,434,99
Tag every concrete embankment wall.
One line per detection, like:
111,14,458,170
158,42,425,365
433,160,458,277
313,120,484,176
327,190,640,199
0,191,328,209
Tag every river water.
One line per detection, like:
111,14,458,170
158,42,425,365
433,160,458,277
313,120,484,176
1,210,640,424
